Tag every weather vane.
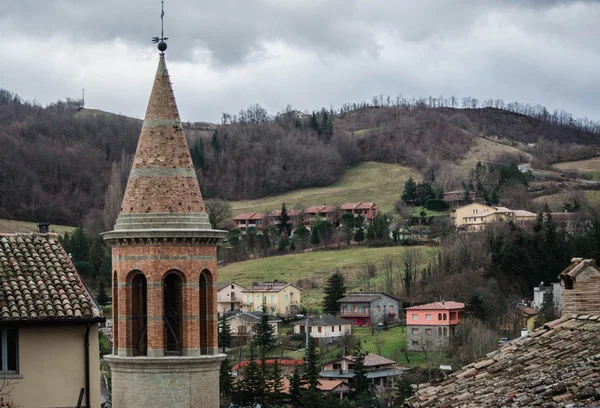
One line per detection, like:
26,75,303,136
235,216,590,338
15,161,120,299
152,0,168,52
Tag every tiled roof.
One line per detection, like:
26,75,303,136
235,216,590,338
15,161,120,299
233,212,257,220
406,314,600,407
244,281,300,292
216,282,231,291
291,315,353,326
513,210,537,217
344,353,397,367
225,312,281,323
0,234,103,322
337,295,381,303
405,301,464,310
249,213,266,220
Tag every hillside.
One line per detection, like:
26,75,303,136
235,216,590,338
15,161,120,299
1,87,599,231
0,219,74,235
218,245,425,310
230,161,418,214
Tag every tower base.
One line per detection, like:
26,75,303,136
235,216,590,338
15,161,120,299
106,354,225,408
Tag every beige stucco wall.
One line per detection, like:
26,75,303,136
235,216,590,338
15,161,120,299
217,283,244,317
294,323,352,338
242,285,301,315
10,324,101,408
452,203,496,229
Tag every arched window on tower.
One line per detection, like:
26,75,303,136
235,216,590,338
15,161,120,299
164,272,184,356
200,269,213,355
131,273,147,356
113,271,119,353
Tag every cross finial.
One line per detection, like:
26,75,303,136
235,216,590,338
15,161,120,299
152,0,168,52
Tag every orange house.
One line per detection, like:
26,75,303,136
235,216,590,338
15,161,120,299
340,202,379,224
304,205,340,227
232,212,267,232
405,301,464,352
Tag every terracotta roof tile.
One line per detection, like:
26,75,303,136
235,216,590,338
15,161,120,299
405,301,464,310
406,314,600,407
0,234,102,322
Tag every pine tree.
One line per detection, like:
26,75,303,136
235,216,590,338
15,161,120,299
394,375,415,406
322,271,346,314
211,129,221,153
268,358,286,406
234,343,264,407
289,365,306,407
310,226,320,245
88,236,104,279
535,291,557,327
278,202,291,236
305,336,321,390
254,299,275,351
218,318,233,353
349,342,373,400
401,177,417,205
354,228,365,243
219,357,234,405
96,279,109,306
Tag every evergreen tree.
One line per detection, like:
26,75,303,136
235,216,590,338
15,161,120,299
295,226,310,247
268,358,286,406
349,342,373,400
310,225,321,245
278,202,292,236
394,375,415,406
309,112,320,134
322,271,346,314
465,293,486,321
289,364,306,407
373,213,389,240
305,336,321,390
354,228,365,243
233,343,264,407
218,318,233,353
88,236,104,279
211,129,221,153
401,177,417,205
96,279,109,306
254,299,275,351
219,357,234,406
190,137,205,169
69,227,89,262
341,212,356,245
535,291,557,327
366,225,375,241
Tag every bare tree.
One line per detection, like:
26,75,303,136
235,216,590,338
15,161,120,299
451,318,497,367
204,198,233,229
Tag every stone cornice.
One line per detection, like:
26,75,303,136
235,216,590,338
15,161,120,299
101,228,227,246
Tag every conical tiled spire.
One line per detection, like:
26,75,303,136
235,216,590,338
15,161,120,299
114,54,210,230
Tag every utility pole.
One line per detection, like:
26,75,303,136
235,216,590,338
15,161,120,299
82,88,85,107
305,313,309,367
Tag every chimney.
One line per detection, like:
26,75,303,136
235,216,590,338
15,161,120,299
37,223,50,234
559,258,600,316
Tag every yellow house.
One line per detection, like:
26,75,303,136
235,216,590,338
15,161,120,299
242,280,301,316
450,203,536,231
0,233,105,408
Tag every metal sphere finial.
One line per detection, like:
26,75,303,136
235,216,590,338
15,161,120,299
158,41,167,52
152,1,169,53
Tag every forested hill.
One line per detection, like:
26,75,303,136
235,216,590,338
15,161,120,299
0,88,598,231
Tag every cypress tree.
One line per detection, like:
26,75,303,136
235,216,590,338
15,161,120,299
322,270,346,314
218,318,233,353
96,280,109,306
278,202,291,236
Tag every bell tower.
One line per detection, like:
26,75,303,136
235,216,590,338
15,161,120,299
103,17,227,406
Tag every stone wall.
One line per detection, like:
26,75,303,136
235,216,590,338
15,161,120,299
562,265,600,316
407,325,452,352
107,355,224,408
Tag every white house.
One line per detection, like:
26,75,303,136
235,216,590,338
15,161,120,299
224,312,281,343
292,316,352,339
217,282,245,318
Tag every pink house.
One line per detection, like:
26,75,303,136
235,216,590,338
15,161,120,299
340,202,379,224
405,301,464,352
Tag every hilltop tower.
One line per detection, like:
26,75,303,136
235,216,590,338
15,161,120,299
103,49,226,407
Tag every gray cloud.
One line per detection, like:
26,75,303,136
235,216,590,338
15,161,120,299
0,0,598,123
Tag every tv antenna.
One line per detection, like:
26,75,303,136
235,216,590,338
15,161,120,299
152,0,168,52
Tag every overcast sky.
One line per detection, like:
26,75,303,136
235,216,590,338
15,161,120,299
1,0,599,122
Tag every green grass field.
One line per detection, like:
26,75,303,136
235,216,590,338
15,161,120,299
230,162,419,215
0,219,75,235
219,246,423,310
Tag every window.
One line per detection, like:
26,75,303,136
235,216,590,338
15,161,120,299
332,326,335,332
365,307,369,314
353,306,358,312
256,295,260,300
270,295,275,303
285,294,289,301
318,327,322,333
333,363,341,370
450,312,456,320
247,295,251,303
231,285,234,289
339,325,342,331
389,305,393,312
309,327,312,333
438,313,442,320
412,340,419,345
376,306,380,312
412,328,419,334
438,327,442,336
426,314,432,320
425,329,432,335
412,314,418,320
0,328,18,373
443,313,447,321
443,327,448,336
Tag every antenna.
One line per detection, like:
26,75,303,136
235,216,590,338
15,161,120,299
152,0,169,52
81,88,85,108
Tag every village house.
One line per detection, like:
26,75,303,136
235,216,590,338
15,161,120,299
224,311,281,343
0,233,105,408
340,202,380,224
531,281,562,315
217,282,245,318
291,316,353,342
242,280,301,316
450,203,537,231
320,353,407,391
232,212,267,232
442,190,477,207
286,209,304,228
405,301,465,352
303,205,340,227
337,292,400,326
280,378,351,401
406,258,600,407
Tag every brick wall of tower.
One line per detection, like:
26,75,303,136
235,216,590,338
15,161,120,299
561,266,600,316
112,241,219,357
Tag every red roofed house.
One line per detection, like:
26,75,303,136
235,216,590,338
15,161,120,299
0,233,105,408
405,301,464,352
279,378,351,401
303,205,340,227
286,209,304,229
320,353,407,391
232,212,267,232
340,202,379,224
337,292,400,326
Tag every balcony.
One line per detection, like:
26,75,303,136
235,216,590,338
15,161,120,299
339,311,371,317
